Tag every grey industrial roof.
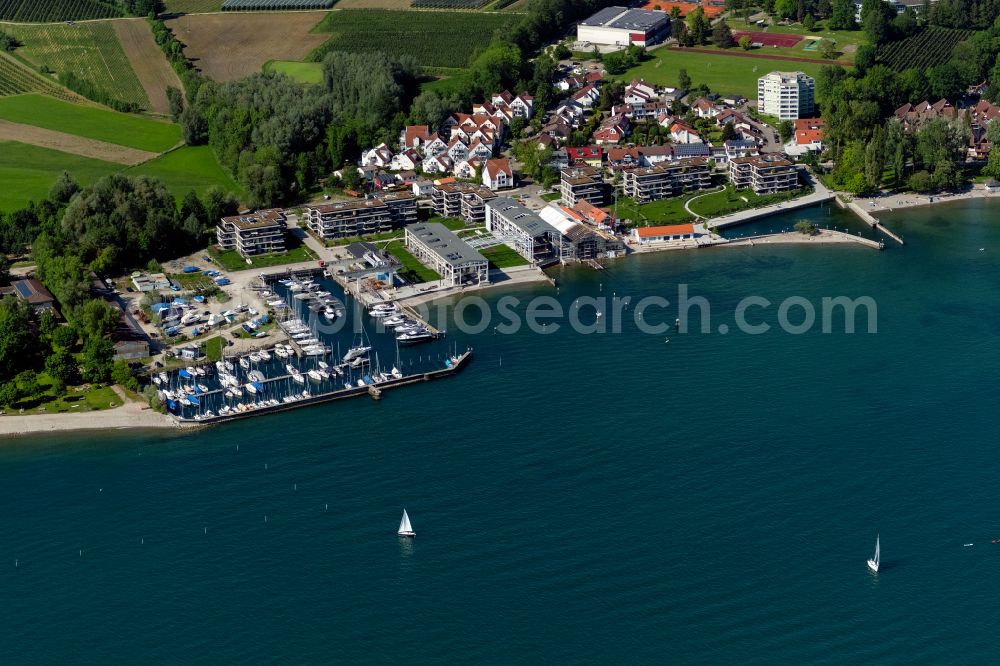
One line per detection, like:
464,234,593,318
607,8,669,31
407,223,486,267
489,198,561,238
579,6,627,26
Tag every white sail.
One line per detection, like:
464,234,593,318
398,509,414,536
874,535,880,566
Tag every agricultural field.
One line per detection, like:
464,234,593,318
334,0,414,6
310,10,514,68
163,0,224,11
128,145,244,199
222,0,334,7
0,116,159,164
4,21,149,110
877,26,973,71
0,140,120,212
0,94,181,152
0,53,79,100
263,59,323,84
411,0,492,8
0,0,122,22
112,18,183,115
167,11,328,81
615,46,829,99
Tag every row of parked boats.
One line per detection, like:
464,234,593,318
269,277,346,322
368,303,435,345
279,320,331,356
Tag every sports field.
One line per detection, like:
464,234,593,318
0,140,120,211
128,145,244,199
616,47,830,99
0,94,181,152
3,21,149,109
264,60,323,84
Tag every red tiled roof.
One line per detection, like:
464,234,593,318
637,224,695,238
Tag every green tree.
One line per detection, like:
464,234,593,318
166,86,184,121
49,171,80,204
803,13,816,30
739,34,753,50
14,370,39,400
111,360,139,392
864,125,887,190
0,296,36,379
775,0,798,19
828,0,857,30
820,39,840,61
552,43,571,60
45,348,78,392
862,0,896,45
0,381,18,407
795,220,818,235
686,8,710,45
77,299,120,341
778,120,795,143
678,68,692,90
983,124,1000,179
50,323,78,350
339,165,361,191
82,336,114,384
712,20,735,48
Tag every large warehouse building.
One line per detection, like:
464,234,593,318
576,6,671,47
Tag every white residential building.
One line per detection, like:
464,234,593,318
757,71,815,121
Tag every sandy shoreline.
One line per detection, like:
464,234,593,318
850,184,1000,214
0,399,187,438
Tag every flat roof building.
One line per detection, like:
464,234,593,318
306,194,417,241
757,71,815,121
485,198,563,265
577,6,670,47
560,166,607,207
431,182,497,224
217,208,287,259
729,155,799,194
632,223,697,245
621,158,711,203
404,223,489,287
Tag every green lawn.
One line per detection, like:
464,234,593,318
541,192,562,202
420,68,473,96
128,145,243,199
209,236,318,271
327,229,404,246
204,335,226,361
167,271,215,291
0,140,120,211
385,240,441,283
428,216,467,230
10,372,121,413
264,60,323,84
0,94,181,152
615,195,696,227
688,184,812,218
480,243,529,269
617,47,832,98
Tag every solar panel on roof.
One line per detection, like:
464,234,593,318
14,282,31,298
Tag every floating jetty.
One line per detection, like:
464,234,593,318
172,350,472,427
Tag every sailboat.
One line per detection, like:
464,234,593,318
398,509,415,538
867,534,880,573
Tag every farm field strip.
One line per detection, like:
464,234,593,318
0,139,121,212
112,18,183,115
163,0,224,11
0,0,121,22
0,52,78,99
0,94,181,152
167,12,328,81
310,9,514,67
0,117,159,164
4,21,149,109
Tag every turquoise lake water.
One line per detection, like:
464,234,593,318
3,200,1000,662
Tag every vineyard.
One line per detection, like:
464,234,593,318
163,0,224,11
877,26,973,71
4,21,149,111
222,0,334,8
310,9,513,67
0,0,123,22
0,53,77,100
410,0,492,8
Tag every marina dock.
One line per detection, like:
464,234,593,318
838,199,905,245
172,350,473,427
